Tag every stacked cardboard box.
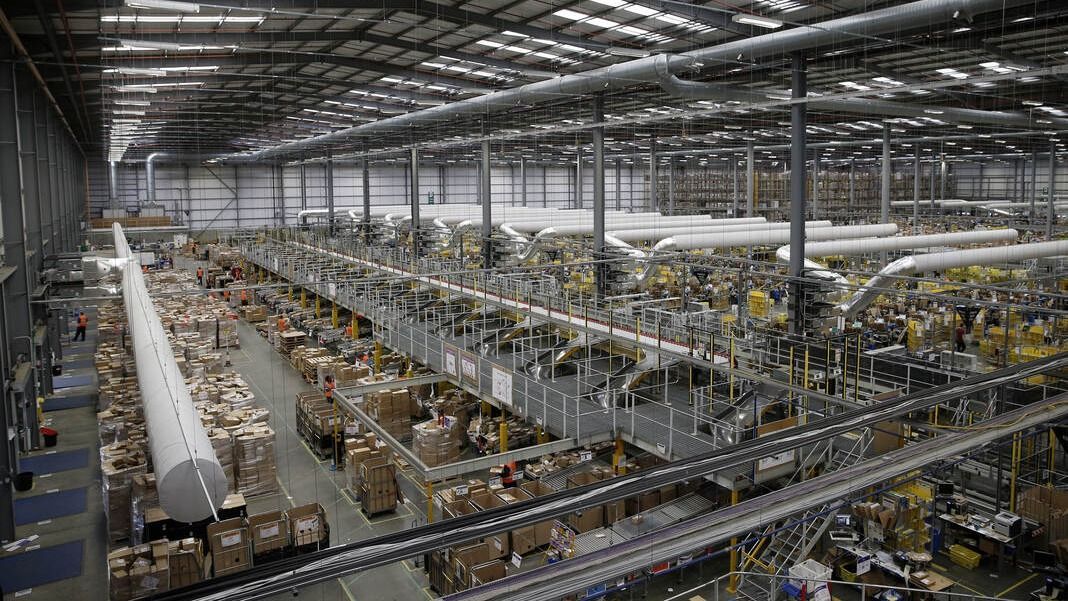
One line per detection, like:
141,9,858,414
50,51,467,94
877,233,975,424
207,518,250,577
1019,486,1068,546
206,427,235,492
287,503,328,550
241,305,267,322
107,540,170,601
358,456,398,515
130,473,160,545
103,454,149,544
232,423,278,497
167,538,208,588
412,418,462,467
247,510,288,557
366,389,414,440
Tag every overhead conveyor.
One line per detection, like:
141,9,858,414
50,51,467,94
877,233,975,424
150,352,1068,601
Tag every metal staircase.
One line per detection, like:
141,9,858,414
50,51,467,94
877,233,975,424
733,430,874,601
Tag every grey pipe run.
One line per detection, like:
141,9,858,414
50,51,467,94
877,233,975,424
231,0,1031,163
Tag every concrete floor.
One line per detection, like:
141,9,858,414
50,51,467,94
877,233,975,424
2,308,108,601
228,309,432,601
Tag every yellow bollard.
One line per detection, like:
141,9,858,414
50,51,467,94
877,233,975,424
426,481,434,524
300,288,307,308
331,302,339,329
351,312,359,339
374,341,382,375
315,296,321,318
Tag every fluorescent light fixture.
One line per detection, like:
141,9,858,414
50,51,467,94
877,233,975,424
104,67,168,76
731,13,782,29
125,0,200,12
113,85,158,93
605,47,650,58
115,38,183,51
113,99,151,106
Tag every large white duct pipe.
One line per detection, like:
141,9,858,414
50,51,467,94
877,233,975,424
112,224,228,523
795,229,1019,258
839,239,1068,317
541,217,767,237
608,220,828,243
775,229,1019,286
656,224,899,252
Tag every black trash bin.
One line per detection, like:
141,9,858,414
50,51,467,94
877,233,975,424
14,471,33,491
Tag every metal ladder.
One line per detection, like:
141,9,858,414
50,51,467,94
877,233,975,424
733,430,874,601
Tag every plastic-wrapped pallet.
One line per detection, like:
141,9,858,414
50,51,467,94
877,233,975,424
233,423,278,497
103,454,148,544
107,539,170,601
412,418,462,467
129,473,159,545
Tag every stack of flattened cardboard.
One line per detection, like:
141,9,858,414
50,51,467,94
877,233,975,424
107,539,170,601
232,423,278,497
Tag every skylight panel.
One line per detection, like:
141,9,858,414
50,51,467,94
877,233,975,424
553,9,588,21
585,17,620,28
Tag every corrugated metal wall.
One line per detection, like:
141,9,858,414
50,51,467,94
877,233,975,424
88,160,649,230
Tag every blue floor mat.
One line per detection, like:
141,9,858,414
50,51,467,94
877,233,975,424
61,358,95,370
43,394,94,412
0,540,83,592
15,488,88,525
52,373,93,389
19,448,89,475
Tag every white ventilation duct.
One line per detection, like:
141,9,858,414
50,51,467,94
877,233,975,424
839,239,1068,317
541,217,767,238
112,224,228,523
654,224,899,253
608,220,828,243
775,229,1020,287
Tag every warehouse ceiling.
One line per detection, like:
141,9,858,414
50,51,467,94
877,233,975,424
7,0,1068,165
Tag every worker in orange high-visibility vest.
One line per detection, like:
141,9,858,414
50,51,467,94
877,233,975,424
223,289,231,304
74,311,89,342
196,266,204,286
344,324,352,338
501,461,517,487
240,289,248,306
277,316,288,332
324,375,343,470
142,264,148,274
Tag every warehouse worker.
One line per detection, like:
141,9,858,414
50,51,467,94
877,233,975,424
196,266,204,286
954,324,966,353
500,461,517,488
277,315,288,332
223,289,231,303
344,323,353,338
73,311,89,342
324,375,343,470
240,289,249,306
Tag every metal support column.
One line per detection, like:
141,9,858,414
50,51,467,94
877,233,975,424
411,147,420,258
812,152,820,220
481,139,492,268
1049,143,1057,240
575,149,583,209
614,158,622,211
746,140,755,217
108,160,119,209
940,153,947,200
881,122,891,226
913,152,921,234
520,156,528,207
299,161,307,215
788,52,807,336
731,157,738,217
592,96,606,297
648,143,657,212
848,158,855,215
362,156,371,225
667,158,675,215
1031,149,1039,220
325,153,335,236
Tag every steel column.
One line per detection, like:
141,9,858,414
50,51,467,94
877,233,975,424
1031,149,1039,220
881,122,891,227
481,139,492,268
1049,143,1057,240
788,52,807,336
614,158,622,211
325,153,335,235
410,147,420,257
812,151,820,220
746,140,755,217
592,96,606,297
848,158,855,214
521,156,528,207
649,143,657,211
913,152,921,234
575,149,583,209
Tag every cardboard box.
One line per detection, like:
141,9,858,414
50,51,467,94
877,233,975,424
207,518,250,576
168,538,208,589
247,510,287,555
470,560,507,586
469,492,510,558
519,480,556,547
287,503,327,548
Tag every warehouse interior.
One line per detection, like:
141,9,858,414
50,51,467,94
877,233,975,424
1,0,1068,600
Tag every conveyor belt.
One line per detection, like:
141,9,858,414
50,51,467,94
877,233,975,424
157,352,1067,601
445,394,1068,601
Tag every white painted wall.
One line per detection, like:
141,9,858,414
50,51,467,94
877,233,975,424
89,160,651,230
951,158,1064,200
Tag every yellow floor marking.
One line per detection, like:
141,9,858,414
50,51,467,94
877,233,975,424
996,573,1036,598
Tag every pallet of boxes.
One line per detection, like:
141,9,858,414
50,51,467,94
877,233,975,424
364,385,414,442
